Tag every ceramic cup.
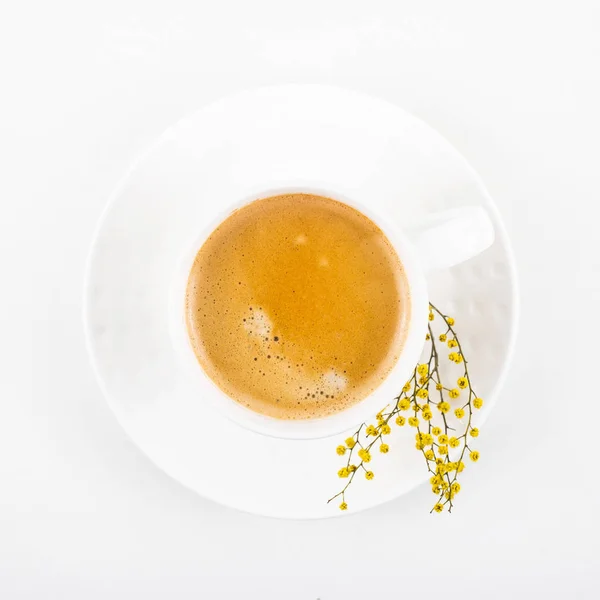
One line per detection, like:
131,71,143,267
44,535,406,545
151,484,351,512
169,185,494,440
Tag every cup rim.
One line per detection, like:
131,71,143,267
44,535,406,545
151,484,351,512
168,184,429,440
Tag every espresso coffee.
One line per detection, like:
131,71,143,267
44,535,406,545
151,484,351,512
185,193,410,419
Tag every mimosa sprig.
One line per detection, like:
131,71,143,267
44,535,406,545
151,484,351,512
329,304,484,513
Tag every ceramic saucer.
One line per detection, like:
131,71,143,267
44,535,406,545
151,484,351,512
84,85,518,518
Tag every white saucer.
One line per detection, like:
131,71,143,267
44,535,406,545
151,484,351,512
84,85,518,519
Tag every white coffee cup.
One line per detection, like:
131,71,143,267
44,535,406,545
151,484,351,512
169,185,494,440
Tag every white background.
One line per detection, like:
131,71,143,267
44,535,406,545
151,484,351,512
1,1,599,598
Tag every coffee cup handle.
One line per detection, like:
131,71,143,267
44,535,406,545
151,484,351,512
407,206,495,271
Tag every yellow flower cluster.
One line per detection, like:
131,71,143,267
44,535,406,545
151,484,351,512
398,398,411,411
416,432,434,447
329,304,482,515
357,448,371,463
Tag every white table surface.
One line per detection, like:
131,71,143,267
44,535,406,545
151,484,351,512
1,1,599,598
